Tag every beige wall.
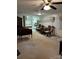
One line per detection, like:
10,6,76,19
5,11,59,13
39,14,62,36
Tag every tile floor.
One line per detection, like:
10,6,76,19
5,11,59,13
17,31,62,59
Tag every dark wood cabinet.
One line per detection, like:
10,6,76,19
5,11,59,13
17,16,22,27
17,16,32,36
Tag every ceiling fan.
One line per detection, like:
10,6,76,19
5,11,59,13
40,0,62,10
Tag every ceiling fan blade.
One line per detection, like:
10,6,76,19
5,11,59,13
41,6,44,10
39,3,44,7
41,7,43,10
50,5,57,10
47,0,51,3
52,2,62,4
42,0,46,3
42,0,49,4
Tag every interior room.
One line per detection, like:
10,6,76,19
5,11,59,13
17,0,62,59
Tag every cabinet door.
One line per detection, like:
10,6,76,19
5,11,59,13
17,16,22,27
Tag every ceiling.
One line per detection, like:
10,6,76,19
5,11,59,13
17,0,62,15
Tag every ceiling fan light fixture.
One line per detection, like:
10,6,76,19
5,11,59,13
44,5,51,10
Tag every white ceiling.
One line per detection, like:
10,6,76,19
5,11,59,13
17,0,62,15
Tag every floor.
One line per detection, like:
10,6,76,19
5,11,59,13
17,31,62,59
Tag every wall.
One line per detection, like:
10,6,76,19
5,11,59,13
39,14,62,36
17,14,62,36
39,14,62,29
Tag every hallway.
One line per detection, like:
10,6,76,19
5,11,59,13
17,31,61,59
